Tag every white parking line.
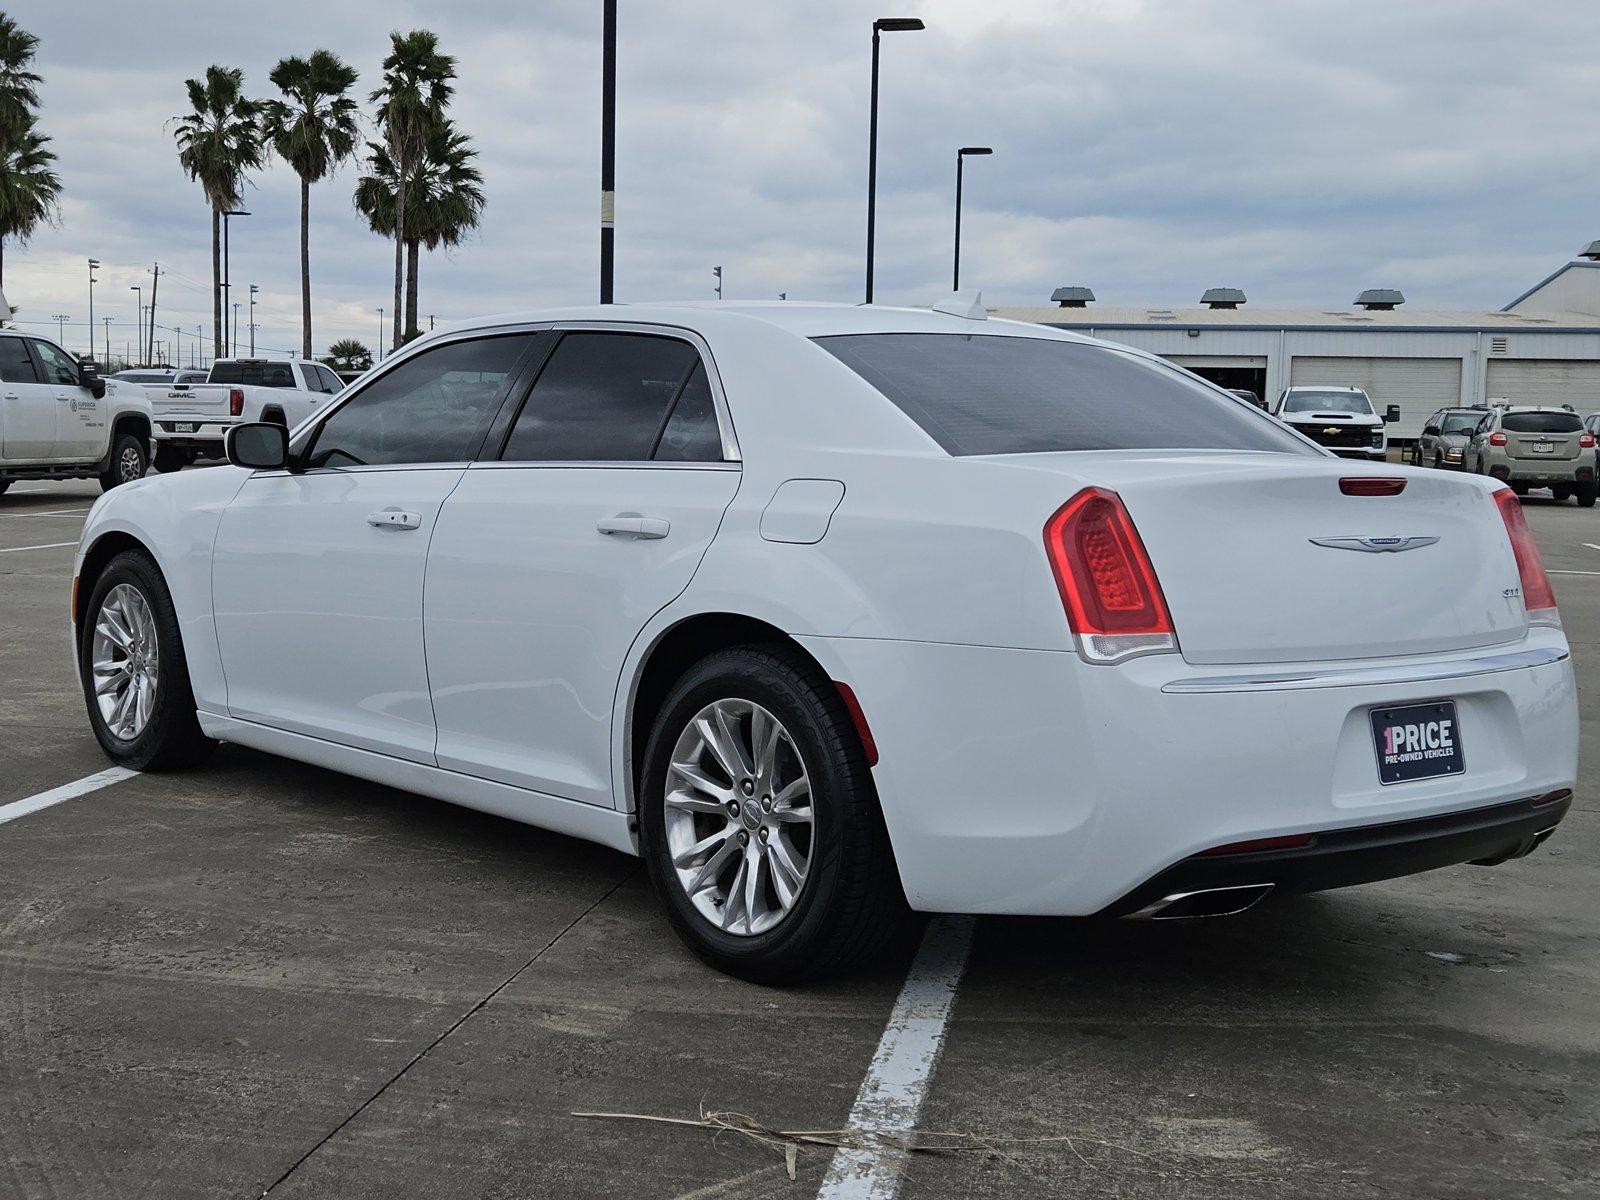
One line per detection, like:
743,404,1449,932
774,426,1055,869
817,916,975,1200
0,766,137,827
0,541,77,554
1550,569,1600,576
1583,543,1600,552
0,508,91,519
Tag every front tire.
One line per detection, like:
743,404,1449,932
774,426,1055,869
99,431,148,492
638,644,907,983
1577,482,1597,508
79,550,216,771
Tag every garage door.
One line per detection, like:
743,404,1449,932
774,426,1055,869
1485,359,1600,411
1290,357,1462,439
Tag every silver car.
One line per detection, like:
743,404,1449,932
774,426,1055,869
1411,407,1484,469
1463,405,1596,506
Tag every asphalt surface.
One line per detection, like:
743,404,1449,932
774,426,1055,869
0,475,1595,1199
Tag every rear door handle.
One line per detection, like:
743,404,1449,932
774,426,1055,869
596,514,670,540
368,509,422,530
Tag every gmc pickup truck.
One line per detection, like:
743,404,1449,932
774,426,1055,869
0,330,153,494
150,357,344,472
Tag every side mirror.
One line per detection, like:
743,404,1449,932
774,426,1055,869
79,359,106,399
1384,404,1401,424
226,422,288,471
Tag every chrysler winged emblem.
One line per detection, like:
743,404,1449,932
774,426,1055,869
1309,535,1440,553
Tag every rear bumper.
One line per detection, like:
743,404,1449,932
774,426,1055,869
1488,459,1592,484
153,419,230,447
1100,790,1571,918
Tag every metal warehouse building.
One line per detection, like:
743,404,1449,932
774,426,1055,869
992,244,1600,439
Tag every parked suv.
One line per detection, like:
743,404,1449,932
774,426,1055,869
1411,407,1485,469
1463,405,1596,506
1271,385,1396,460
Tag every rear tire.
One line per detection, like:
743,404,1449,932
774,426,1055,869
1511,481,1529,496
99,431,148,492
79,550,216,771
1577,482,1597,508
0,480,10,496
152,444,192,474
638,644,908,983
1552,485,1573,502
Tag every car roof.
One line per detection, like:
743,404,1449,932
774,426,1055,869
1285,384,1364,392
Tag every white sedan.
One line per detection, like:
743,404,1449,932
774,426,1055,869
70,302,1578,980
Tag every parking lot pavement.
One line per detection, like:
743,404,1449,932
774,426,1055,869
1,477,1597,1198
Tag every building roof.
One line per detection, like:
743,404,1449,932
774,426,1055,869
988,305,1600,333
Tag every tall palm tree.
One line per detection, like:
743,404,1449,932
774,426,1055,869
173,66,264,356
0,123,60,287
370,29,454,351
0,15,42,142
263,51,360,359
354,121,483,338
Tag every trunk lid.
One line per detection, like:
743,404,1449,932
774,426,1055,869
993,452,1527,665
1506,429,1581,463
153,383,229,417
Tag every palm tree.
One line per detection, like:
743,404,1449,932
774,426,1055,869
0,123,61,287
370,29,454,351
173,66,264,356
354,121,483,338
322,337,372,371
263,51,360,359
0,15,42,142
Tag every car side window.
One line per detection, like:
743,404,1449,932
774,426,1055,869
303,335,535,469
31,339,79,386
653,362,723,462
310,365,339,393
0,337,39,383
500,331,704,462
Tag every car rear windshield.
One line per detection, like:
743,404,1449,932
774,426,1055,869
1502,411,1582,434
813,334,1311,456
209,361,297,388
1282,390,1374,416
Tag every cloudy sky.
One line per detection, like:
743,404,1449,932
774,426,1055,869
8,0,1600,363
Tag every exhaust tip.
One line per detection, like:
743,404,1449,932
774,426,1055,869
1126,883,1275,921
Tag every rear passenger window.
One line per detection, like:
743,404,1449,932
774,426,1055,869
654,363,723,462
816,333,1312,457
0,338,38,383
501,332,704,462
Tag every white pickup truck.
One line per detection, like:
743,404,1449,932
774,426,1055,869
150,356,344,472
0,329,154,495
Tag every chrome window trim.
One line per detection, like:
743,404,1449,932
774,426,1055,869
1160,646,1568,695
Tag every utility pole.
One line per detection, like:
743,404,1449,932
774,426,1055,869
195,324,203,369
599,0,616,303
428,314,435,331
129,286,142,363
103,317,112,365
147,263,161,370
376,308,385,361
232,303,241,356
713,266,722,299
87,259,100,362
248,284,258,355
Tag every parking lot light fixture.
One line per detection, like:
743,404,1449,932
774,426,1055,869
87,259,100,362
865,16,925,304
953,146,992,291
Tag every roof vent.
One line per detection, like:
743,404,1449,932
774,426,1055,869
1580,240,1600,261
1051,286,1095,308
1200,287,1246,309
1354,288,1404,310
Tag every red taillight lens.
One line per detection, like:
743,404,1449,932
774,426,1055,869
1043,487,1178,663
1339,477,1406,496
229,387,245,417
1492,488,1559,627
1489,431,1508,446
1199,833,1316,857
1581,434,1595,448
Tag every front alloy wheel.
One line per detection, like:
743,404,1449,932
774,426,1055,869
91,583,160,740
664,698,814,936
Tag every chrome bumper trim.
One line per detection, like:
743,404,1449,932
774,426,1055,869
1161,646,1568,695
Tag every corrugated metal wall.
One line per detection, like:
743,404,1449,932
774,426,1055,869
1485,359,1600,411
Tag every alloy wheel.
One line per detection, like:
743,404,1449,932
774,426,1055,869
91,583,159,740
664,698,814,936
119,443,143,482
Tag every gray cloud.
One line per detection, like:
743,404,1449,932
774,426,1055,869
7,0,1600,360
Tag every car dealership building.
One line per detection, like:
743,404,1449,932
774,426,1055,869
992,244,1600,440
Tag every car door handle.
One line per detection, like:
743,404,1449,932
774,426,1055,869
1,392,17,400
367,509,422,530
596,514,670,539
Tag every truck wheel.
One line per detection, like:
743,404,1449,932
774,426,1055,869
153,445,191,474
1552,485,1572,502
1577,482,1597,508
100,432,148,492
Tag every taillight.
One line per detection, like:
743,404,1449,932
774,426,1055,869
1340,477,1405,496
1043,487,1178,663
1492,488,1559,628
1489,431,1508,446
1581,434,1595,448
229,387,244,417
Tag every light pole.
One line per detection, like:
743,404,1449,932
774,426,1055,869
51,313,69,343
248,284,259,355
599,0,616,303
195,324,203,369
87,259,100,362
953,146,992,291
129,286,143,364
376,308,385,361
713,266,722,299
232,303,241,356
865,17,924,304
222,209,249,354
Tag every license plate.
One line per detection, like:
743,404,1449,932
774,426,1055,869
1370,701,1464,785
1531,441,1555,454
172,422,195,433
